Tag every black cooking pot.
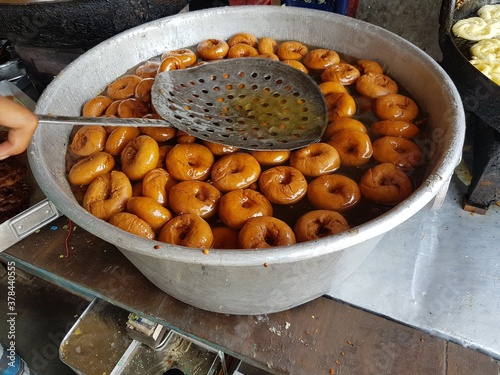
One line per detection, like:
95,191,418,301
0,0,190,49
439,0,500,133
439,0,500,210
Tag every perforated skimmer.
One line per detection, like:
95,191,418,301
151,58,328,150
37,58,328,150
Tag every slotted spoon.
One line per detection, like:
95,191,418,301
38,58,328,150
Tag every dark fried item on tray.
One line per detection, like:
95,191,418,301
0,157,32,223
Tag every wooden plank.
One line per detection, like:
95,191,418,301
447,342,500,375
1,216,497,375
236,299,446,375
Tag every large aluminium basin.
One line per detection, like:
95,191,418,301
29,6,465,315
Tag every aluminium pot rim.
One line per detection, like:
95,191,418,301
29,6,466,267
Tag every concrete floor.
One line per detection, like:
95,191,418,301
0,1,445,374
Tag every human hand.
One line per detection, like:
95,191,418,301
0,96,39,160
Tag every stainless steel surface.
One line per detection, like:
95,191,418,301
37,115,169,128
29,6,465,315
0,198,61,253
153,58,328,150
0,79,35,110
328,177,500,360
0,58,25,81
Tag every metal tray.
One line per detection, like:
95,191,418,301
111,331,224,375
59,298,133,375
232,360,274,375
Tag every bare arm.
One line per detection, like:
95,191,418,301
0,96,39,160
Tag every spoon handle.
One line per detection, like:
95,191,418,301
37,115,170,128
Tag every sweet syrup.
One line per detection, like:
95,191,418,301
67,41,430,242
